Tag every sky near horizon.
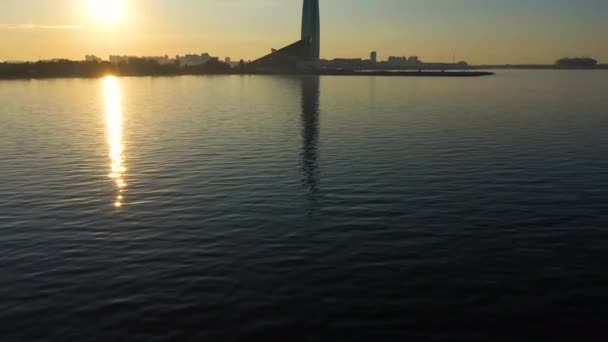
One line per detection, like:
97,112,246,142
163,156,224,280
1,0,607,64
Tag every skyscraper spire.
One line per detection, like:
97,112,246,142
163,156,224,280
301,0,320,61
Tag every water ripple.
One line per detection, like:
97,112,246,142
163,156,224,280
1,72,608,340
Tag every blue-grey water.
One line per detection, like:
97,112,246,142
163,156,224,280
1,71,608,341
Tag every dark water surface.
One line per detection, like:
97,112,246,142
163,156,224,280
1,71,608,341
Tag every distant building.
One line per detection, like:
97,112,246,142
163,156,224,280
225,57,231,64
370,51,377,63
109,55,171,65
41,58,66,63
85,55,103,62
386,56,424,68
176,53,214,66
324,58,366,70
109,55,134,64
387,56,409,66
145,55,171,65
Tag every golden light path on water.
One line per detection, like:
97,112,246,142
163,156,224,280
104,76,126,208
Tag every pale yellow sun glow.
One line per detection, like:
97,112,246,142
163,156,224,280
88,0,124,24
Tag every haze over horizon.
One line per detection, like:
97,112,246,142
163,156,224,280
1,0,607,64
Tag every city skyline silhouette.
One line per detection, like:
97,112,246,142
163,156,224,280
1,0,607,64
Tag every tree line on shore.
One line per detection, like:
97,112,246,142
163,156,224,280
0,58,249,79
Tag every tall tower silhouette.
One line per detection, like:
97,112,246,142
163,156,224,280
301,0,320,61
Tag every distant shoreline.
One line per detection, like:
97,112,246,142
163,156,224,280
471,65,608,70
2,68,607,81
3,59,607,80
0,71,494,80
254,70,494,77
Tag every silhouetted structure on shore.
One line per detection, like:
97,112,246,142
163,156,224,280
250,39,315,72
556,57,598,69
319,56,470,71
250,0,320,72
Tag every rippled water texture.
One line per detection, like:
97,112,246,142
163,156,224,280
2,71,608,341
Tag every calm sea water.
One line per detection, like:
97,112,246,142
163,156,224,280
1,71,608,341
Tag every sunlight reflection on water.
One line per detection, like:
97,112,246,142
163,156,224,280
104,76,126,208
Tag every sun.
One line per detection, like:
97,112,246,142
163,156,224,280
88,0,124,24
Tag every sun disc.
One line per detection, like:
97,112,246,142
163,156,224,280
88,0,124,24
